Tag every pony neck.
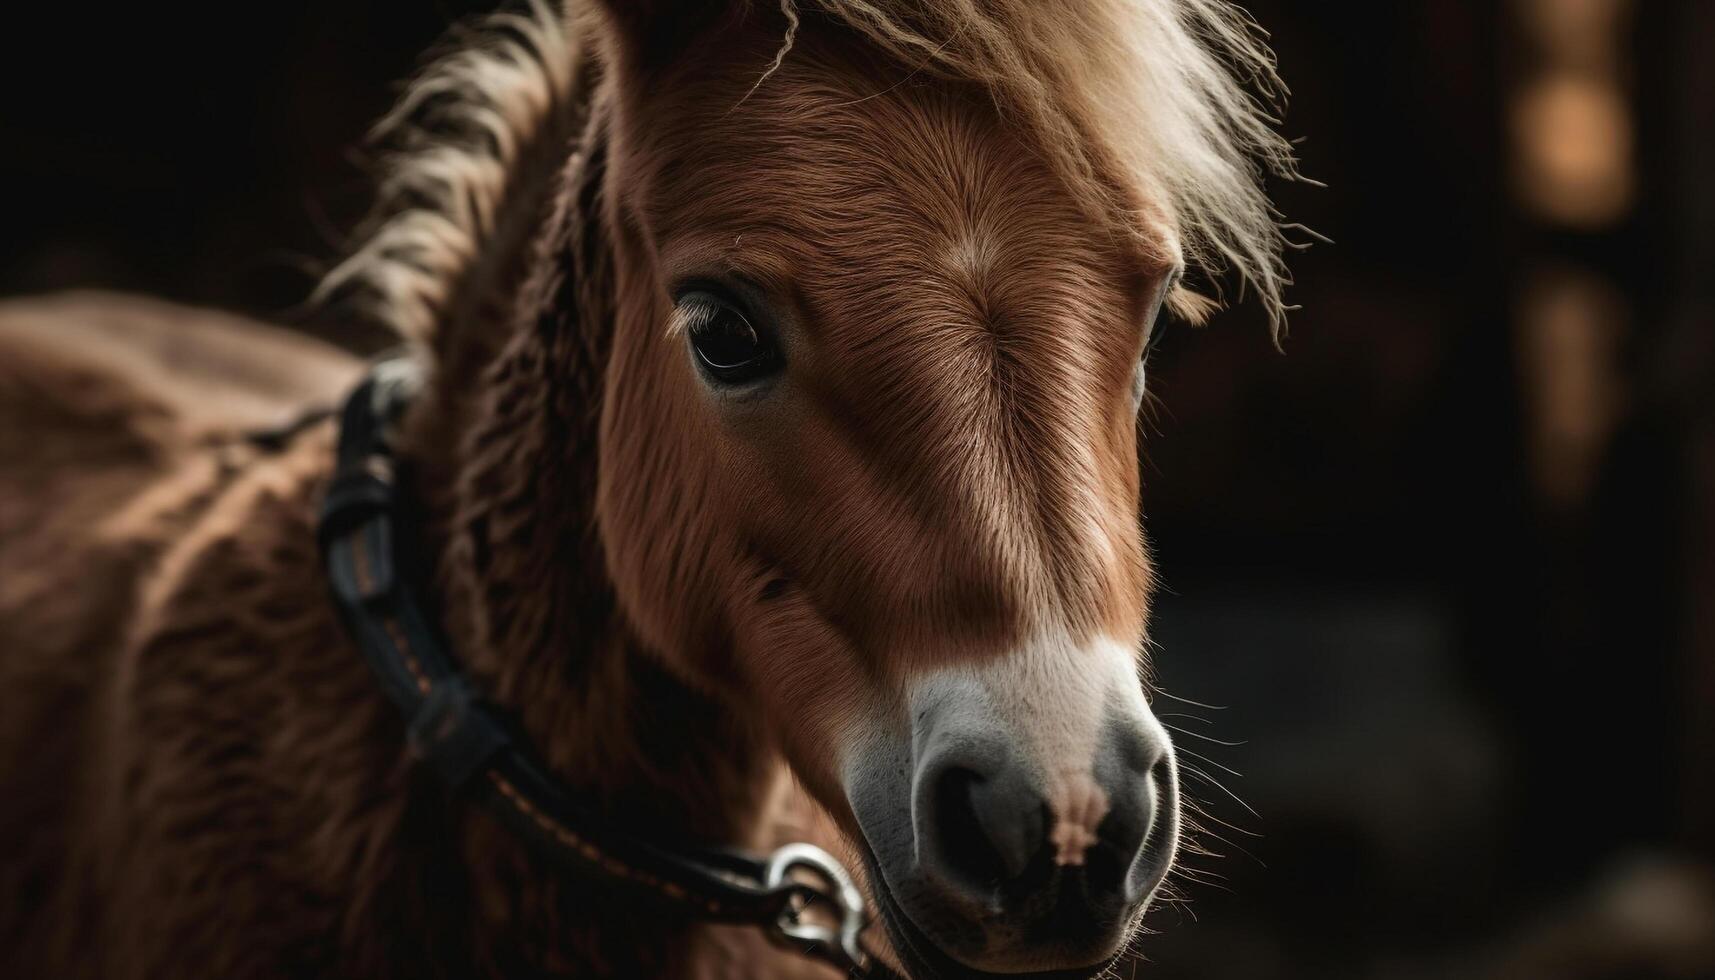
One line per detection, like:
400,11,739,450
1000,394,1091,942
402,113,780,852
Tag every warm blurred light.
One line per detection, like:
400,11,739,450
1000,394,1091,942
1511,75,1633,227
1509,0,1634,228
1516,266,1628,511
1484,857,1715,980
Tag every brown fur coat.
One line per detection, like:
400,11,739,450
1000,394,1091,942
0,292,838,979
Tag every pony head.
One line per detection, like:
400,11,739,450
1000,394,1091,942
331,0,1295,973
591,3,1291,971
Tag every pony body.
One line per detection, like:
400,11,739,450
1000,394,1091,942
0,291,832,978
0,2,1293,976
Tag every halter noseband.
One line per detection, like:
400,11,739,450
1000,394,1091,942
317,358,897,978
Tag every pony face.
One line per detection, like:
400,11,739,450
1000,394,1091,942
591,10,1182,975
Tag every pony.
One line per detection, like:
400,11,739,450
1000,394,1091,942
0,0,1296,976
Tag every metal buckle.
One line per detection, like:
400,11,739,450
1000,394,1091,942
763,842,872,975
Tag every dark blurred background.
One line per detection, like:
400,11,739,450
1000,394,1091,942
3,2,1711,977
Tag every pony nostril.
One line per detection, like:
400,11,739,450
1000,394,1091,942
935,768,1002,887
1084,810,1145,901
1082,745,1166,905
934,766,1046,887
1125,749,1180,902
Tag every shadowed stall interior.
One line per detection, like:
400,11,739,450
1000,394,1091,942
1,0,1711,978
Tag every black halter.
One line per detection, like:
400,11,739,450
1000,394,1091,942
317,358,898,978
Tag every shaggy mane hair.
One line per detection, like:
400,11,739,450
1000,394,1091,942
783,0,1302,329
318,0,1298,346
313,0,586,346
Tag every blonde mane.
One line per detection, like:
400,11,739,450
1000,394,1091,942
318,0,1298,343
785,0,1302,331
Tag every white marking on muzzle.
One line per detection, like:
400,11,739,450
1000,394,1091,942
1047,771,1108,866
914,630,1155,867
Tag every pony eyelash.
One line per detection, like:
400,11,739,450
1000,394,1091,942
667,294,720,338
1164,284,1220,326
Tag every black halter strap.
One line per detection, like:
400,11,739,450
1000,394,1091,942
318,359,900,978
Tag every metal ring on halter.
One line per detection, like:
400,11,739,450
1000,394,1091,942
763,842,873,974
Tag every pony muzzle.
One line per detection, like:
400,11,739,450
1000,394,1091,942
845,636,1180,975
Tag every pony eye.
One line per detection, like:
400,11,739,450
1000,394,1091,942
1134,292,1170,410
1144,275,1175,357
680,291,780,386
1143,319,1168,357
